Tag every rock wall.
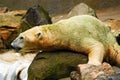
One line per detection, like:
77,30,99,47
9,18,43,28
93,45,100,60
0,0,120,16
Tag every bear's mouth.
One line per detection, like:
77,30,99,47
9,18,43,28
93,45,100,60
11,45,22,51
11,43,22,51
13,47,22,51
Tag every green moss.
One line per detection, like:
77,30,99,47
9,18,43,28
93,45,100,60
28,51,87,80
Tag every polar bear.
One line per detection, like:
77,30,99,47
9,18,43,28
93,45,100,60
11,15,120,66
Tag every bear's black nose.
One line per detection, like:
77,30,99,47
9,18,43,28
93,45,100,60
11,43,22,51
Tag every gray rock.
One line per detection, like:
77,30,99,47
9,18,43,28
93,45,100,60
68,3,97,18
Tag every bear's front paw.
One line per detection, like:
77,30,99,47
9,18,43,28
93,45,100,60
88,60,101,66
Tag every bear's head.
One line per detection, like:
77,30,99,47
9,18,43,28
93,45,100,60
11,26,44,51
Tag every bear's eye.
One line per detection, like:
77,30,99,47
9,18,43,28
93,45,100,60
36,32,42,39
19,36,24,39
37,32,41,37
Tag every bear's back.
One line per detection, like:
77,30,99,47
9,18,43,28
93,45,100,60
55,15,111,42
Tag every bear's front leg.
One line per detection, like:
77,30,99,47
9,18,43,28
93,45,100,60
87,41,105,65
80,38,105,65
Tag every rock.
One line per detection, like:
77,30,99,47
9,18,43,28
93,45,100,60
70,63,115,80
0,10,26,48
0,10,26,29
112,66,120,73
70,71,81,80
28,51,87,80
95,72,120,80
67,3,97,18
22,5,52,27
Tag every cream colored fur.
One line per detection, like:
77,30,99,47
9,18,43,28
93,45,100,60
12,15,120,66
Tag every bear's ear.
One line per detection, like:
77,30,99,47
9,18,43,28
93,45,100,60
35,32,42,39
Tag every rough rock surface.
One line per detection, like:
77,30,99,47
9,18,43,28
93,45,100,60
96,72,120,80
28,51,87,80
67,3,97,18
22,5,52,27
0,10,26,48
70,63,118,80
78,63,114,80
